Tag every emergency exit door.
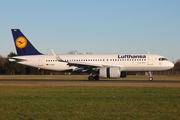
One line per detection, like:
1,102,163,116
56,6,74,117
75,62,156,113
147,55,153,65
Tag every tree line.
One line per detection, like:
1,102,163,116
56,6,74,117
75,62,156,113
0,52,179,75
0,52,43,75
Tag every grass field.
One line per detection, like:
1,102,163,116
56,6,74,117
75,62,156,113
0,75,180,80
0,84,180,120
0,75,180,119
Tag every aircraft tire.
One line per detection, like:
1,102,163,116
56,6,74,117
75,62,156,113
94,75,100,81
88,76,94,81
149,77,153,81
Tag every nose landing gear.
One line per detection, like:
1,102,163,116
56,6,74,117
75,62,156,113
148,71,153,81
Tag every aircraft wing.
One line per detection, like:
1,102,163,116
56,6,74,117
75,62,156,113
67,61,104,68
51,49,107,68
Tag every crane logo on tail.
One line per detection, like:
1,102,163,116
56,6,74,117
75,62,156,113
15,36,27,49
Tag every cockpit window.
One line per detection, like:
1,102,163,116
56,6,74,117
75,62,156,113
159,58,168,61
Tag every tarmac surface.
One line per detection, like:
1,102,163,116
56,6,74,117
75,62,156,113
0,80,180,85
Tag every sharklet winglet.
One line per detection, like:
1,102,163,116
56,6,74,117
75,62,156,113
51,49,66,62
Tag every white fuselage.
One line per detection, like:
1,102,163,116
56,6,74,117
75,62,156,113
11,53,174,72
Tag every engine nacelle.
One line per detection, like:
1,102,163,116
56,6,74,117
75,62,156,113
99,67,126,78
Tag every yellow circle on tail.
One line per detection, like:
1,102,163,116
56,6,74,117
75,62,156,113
15,36,27,49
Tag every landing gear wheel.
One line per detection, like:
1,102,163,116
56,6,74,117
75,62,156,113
94,75,100,81
149,77,153,81
88,75,94,81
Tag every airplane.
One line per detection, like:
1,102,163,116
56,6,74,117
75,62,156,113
9,29,174,81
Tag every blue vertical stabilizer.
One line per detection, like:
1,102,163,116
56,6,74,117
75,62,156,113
11,29,42,56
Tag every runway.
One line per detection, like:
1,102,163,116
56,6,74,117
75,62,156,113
0,80,180,85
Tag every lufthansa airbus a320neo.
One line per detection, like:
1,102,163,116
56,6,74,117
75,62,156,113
9,29,174,81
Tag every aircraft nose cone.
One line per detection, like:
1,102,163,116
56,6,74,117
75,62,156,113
169,62,174,69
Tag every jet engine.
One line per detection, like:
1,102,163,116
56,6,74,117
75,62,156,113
99,67,126,78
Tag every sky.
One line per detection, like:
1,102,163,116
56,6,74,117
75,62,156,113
0,0,180,62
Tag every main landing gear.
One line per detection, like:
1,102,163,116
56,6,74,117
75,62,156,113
88,74,100,81
148,71,153,81
88,69,100,81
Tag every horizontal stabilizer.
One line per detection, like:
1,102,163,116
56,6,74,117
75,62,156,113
9,57,27,62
